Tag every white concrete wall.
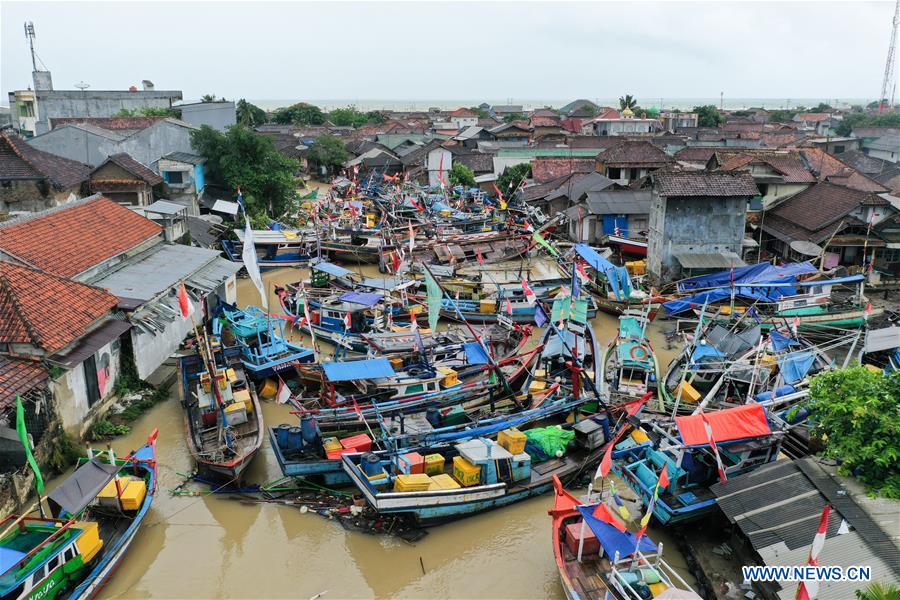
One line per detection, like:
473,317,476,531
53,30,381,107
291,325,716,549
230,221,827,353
132,296,199,380
427,148,453,187
50,338,122,437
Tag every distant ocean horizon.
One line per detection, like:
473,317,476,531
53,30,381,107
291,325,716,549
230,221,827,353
248,97,871,112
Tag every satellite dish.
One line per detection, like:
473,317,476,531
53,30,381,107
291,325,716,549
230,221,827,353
74,81,90,91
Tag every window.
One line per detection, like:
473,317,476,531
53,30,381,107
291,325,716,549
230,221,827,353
47,556,58,571
164,171,184,184
833,145,845,154
64,548,74,561
19,102,34,117
31,566,45,587
607,167,621,179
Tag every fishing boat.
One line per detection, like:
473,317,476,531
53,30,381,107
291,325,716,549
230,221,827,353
601,312,661,402
571,244,664,320
340,395,647,526
603,233,648,257
0,431,157,600
549,475,701,600
221,228,317,269
179,344,263,482
218,304,269,340
612,404,785,525
236,317,316,380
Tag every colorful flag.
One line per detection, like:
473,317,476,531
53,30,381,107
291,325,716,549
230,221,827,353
595,396,649,481
591,502,627,532
344,311,353,331
178,282,194,319
505,297,513,315
521,277,536,305
241,212,268,310
576,261,590,282
534,304,548,327
409,310,418,331
636,464,669,541
701,410,728,483
572,268,581,300
532,231,559,257
16,397,44,496
424,270,442,331
796,505,832,600
391,251,401,274
476,250,484,266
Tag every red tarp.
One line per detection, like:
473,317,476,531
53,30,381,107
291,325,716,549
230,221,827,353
675,404,771,447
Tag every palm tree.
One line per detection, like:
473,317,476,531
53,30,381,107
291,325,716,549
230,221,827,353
856,582,900,600
619,94,638,110
201,94,218,103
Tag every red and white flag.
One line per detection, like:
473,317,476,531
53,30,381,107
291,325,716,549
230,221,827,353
521,277,536,305
701,410,728,484
178,283,194,319
276,378,291,405
595,394,649,480
409,311,418,331
864,303,873,320
796,504,832,600
476,250,484,266
344,311,353,331
505,297,514,315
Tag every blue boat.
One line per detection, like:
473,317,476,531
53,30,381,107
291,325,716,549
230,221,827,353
238,319,316,379
221,228,316,269
216,304,270,339
612,403,785,525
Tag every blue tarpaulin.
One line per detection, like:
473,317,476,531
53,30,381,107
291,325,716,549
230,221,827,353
313,261,354,278
769,331,800,352
339,291,383,307
575,245,633,301
576,505,657,558
676,262,817,292
463,341,490,365
663,287,786,315
575,244,617,274
322,358,396,381
0,547,27,575
691,343,725,364
778,351,817,385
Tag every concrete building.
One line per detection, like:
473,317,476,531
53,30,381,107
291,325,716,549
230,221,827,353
154,152,207,215
448,108,478,130
647,171,758,282
591,108,659,136
0,130,91,214
177,100,236,132
8,72,182,137
88,153,162,207
595,141,675,186
661,111,699,131
26,117,197,171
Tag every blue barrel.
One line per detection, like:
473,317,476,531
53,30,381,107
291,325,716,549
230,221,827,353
287,427,303,450
300,417,320,446
361,453,382,477
595,414,610,442
276,423,291,448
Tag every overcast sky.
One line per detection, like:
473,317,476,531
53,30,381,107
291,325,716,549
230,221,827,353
1,1,895,107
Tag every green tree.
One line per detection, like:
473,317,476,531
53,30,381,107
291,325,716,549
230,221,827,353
189,125,300,218
114,106,177,118
365,110,387,124
502,113,525,123
809,102,833,113
692,105,724,127
469,106,490,119
497,163,531,194
329,106,369,128
835,112,900,136
856,582,900,600
808,366,900,499
867,100,885,110
768,109,797,123
731,110,752,117
236,99,267,127
201,94,218,103
448,163,476,188
619,94,638,110
306,134,348,176
272,102,326,126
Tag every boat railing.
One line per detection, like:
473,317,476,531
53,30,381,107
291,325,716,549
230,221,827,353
609,546,696,598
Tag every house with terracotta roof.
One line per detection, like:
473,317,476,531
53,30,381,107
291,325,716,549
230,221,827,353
595,140,675,186
708,150,815,208
589,109,659,137
88,153,163,207
759,182,899,272
0,131,91,214
449,108,478,130
647,171,759,281
0,195,241,380
0,260,128,438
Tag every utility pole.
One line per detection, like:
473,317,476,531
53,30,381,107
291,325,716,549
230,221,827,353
24,22,37,71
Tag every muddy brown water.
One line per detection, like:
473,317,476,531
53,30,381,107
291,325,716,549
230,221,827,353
67,264,695,599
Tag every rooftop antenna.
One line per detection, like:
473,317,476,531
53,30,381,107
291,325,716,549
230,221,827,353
24,21,37,71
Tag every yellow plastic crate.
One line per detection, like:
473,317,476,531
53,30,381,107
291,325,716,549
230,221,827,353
74,521,103,563
322,437,342,452
452,456,482,487
498,428,527,455
674,380,701,403
480,299,496,314
393,473,432,492
424,454,444,475
630,429,650,444
649,582,669,597
428,473,461,490
437,367,459,387
233,388,252,413
118,478,147,511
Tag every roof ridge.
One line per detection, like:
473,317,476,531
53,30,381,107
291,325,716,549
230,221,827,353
0,193,104,230
1,132,42,178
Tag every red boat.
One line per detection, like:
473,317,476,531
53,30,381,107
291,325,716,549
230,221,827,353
605,234,648,257
549,475,701,600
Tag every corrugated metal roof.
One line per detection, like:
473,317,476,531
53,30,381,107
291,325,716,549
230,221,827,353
90,244,222,301
673,251,745,269
863,326,900,353
186,257,241,293
144,200,186,215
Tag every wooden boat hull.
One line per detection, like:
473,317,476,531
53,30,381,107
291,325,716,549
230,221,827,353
595,296,661,321
605,234,648,256
221,240,314,269
319,241,386,264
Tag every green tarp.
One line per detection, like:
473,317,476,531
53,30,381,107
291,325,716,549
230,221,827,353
551,297,588,324
525,426,575,458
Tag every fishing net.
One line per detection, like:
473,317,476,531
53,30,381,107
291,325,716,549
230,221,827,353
524,426,575,458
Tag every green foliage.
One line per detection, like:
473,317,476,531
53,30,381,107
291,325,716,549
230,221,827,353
271,102,326,126
809,102,833,113
692,105,725,127
502,113,525,123
468,106,490,119
731,110,752,117
768,109,797,123
835,112,900,136
619,94,638,110
808,366,900,498
867,100,886,110
201,94,218,103
45,429,82,473
856,582,900,600
306,134,348,175
365,110,387,124
497,163,531,194
114,106,178,118
328,106,371,128
90,419,130,441
190,124,300,217
236,99,267,127
118,390,165,422
448,162,476,188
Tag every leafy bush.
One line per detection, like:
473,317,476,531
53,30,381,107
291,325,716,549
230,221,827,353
90,419,131,441
856,582,900,600
448,163,476,188
808,366,900,498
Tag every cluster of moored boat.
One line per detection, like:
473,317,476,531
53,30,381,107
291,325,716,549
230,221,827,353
4,175,893,599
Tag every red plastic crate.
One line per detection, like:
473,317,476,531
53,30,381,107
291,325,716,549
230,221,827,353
340,433,372,452
564,522,600,556
399,452,425,474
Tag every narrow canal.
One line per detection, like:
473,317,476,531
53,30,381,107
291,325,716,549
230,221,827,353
71,265,695,599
